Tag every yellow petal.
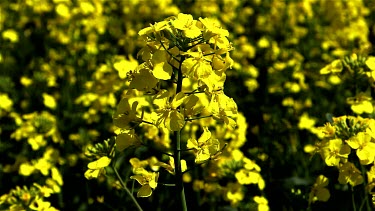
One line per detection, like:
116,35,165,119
153,62,172,80
197,127,211,144
130,69,158,91
171,92,187,109
366,57,375,71
116,131,139,151
152,50,173,80
316,188,330,202
187,138,198,149
346,137,360,149
43,93,57,109
88,156,111,169
195,150,210,164
137,185,152,197
130,175,146,186
84,169,100,180
168,110,185,131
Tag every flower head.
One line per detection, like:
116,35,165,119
130,168,159,197
346,132,375,165
309,175,330,205
84,156,111,180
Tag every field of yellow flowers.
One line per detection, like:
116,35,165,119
1,0,375,210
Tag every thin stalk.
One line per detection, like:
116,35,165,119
112,165,143,211
174,130,187,211
352,186,357,211
185,115,213,122
359,164,371,210
173,57,188,211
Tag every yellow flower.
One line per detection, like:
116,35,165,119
235,167,265,190
254,196,269,211
182,45,213,80
130,168,159,197
115,129,140,151
19,163,35,176
29,196,57,211
225,183,244,206
113,98,140,129
322,138,350,166
150,50,173,80
51,167,63,186
157,157,187,175
366,56,375,71
319,122,336,138
2,29,19,43
347,94,373,114
129,65,158,91
309,175,330,205
129,157,149,171
138,21,169,37
198,17,231,50
20,77,33,87
320,59,342,74
84,156,111,180
298,112,316,130
33,184,54,198
113,56,138,79
28,135,47,151
0,93,13,112
42,93,57,110
154,91,186,131
187,127,220,163
346,132,375,165
207,91,238,129
199,17,229,38
55,3,70,18
172,13,201,38
366,164,375,195
338,162,363,186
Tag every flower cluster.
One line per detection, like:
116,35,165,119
0,184,58,211
111,13,238,200
305,115,375,207
320,54,375,115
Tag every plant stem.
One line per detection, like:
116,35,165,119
112,165,143,211
185,115,213,122
359,164,371,210
173,57,188,211
174,130,187,211
352,186,357,211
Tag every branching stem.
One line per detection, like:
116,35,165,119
112,164,143,211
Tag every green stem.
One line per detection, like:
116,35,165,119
173,57,188,211
112,165,143,211
185,115,213,122
352,186,357,211
359,164,371,210
174,130,187,211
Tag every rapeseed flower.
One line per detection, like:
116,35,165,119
346,132,375,165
